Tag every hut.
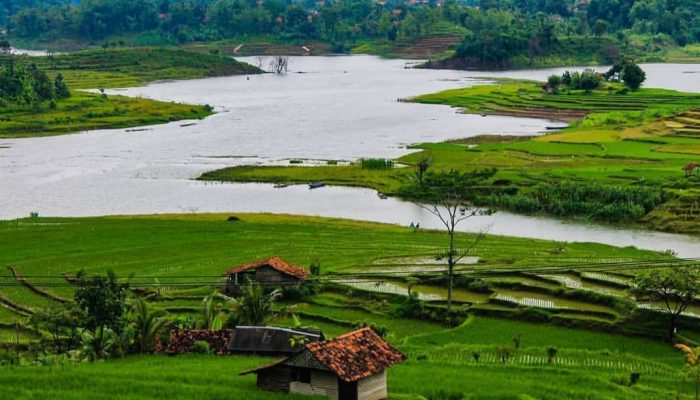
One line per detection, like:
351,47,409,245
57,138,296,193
228,326,324,356
241,327,406,400
225,256,309,294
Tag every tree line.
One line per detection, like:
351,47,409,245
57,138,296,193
2,0,698,57
0,40,70,108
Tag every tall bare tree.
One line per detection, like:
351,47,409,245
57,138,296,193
399,169,496,312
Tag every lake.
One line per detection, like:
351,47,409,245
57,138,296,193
1,55,698,256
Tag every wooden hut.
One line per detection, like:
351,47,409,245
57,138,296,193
225,256,309,294
228,326,324,356
241,327,406,400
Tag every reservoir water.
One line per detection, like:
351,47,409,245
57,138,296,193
1,55,698,256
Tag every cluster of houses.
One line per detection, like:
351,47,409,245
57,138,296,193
172,256,405,400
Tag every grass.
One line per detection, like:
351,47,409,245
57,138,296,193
200,82,700,234
0,317,692,399
0,47,260,138
0,355,321,400
0,214,662,311
24,47,261,89
0,92,212,138
0,214,697,399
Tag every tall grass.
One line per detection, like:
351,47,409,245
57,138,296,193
359,158,394,169
490,182,663,222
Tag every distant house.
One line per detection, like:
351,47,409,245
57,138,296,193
241,327,406,400
228,326,324,356
225,256,309,294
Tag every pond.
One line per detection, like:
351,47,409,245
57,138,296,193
1,55,698,256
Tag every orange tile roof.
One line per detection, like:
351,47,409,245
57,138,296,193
241,328,405,382
306,327,405,382
224,256,309,280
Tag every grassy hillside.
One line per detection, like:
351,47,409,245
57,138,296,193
1,214,696,398
200,82,700,234
1,48,260,138
26,47,261,89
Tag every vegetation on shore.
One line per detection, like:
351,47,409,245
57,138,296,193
1,214,699,399
4,0,700,67
199,76,700,234
0,47,259,138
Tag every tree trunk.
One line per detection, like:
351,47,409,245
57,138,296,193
669,314,678,342
447,228,456,313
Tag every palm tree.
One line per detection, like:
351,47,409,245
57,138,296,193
78,326,116,361
675,344,700,400
130,297,169,354
200,294,223,330
220,282,281,326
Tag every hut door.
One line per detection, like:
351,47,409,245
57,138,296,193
338,379,357,400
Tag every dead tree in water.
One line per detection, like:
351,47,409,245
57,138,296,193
270,55,289,74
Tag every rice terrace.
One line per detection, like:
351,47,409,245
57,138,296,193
3,1,700,400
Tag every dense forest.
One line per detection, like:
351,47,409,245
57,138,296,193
0,40,69,108
2,0,699,65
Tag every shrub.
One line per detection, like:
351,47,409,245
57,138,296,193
191,340,211,355
359,158,394,169
0,350,19,366
546,347,557,364
629,372,641,386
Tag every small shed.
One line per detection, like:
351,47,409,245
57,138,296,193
241,328,406,400
225,256,309,294
228,326,324,356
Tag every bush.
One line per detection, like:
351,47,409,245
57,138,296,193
490,181,663,222
191,340,211,355
0,350,19,366
359,158,394,169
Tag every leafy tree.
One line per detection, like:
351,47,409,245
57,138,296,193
129,297,169,354
77,326,117,361
632,268,700,341
546,74,562,93
54,73,70,99
416,156,431,184
221,281,281,326
74,270,129,349
593,19,608,36
399,169,496,312
578,69,602,93
621,62,646,90
29,304,83,353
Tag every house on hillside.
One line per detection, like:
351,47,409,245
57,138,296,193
241,327,406,400
224,256,308,294
228,326,324,356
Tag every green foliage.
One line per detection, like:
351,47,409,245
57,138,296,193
0,62,67,106
224,282,281,326
399,169,497,204
0,350,19,366
77,325,118,361
129,297,169,354
74,270,129,335
29,304,82,353
632,268,700,340
490,181,664,222
359,158,394,170
191,340,211,355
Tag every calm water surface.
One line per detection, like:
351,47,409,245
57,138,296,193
1,56,698,256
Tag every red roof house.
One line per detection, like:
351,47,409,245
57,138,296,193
241,327,406,400
224,257,308,294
